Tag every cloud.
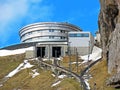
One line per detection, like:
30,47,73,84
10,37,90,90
0,0,53,47
0,0,28,23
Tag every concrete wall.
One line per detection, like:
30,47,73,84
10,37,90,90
26,50,35,59
35,42,68,58
70,47,89,56
68,32,94,55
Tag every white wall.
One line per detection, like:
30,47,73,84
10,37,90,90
69,37,90,47
68,31,94,55
68,32,91,47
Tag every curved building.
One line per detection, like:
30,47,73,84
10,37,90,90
19,22,81,43
19,22,82,58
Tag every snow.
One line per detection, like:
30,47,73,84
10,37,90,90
30,69,40,78
58,75,67,79
6,60,34,78
43,58,49,61
84,79,90,90
81,46,102,63
56,57,63,61
0,84,3,87
71,62,81,64
22,60,33,68
0,47,34,56
51,81,61,87
51,74,55,77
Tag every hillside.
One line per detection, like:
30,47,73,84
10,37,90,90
88,59,115,90
0,54,81,90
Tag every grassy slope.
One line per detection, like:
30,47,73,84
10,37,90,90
1,69,55,90
61,55,84,74
0,54,81,90
89,59,115,90
53,78,81,90
0,54,25,79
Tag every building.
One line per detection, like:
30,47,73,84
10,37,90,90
19,22,82,58
68,32,94,55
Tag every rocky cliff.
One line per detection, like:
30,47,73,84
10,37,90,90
99,0,120,87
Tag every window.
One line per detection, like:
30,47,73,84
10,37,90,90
37,30,41,33
49,36,54,39
69,34,76,37
60,30,65,33
83,33,89,37
27,32,32,35
49,29,54,32
61,36,66,39
69,33,89,37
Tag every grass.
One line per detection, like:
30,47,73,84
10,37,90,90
89,59,116,90
53,78,82,90
1,54,119,90
1,69,55,90
1,65,82,90
61,55,85,74
0,54,25,79
0,54,82,90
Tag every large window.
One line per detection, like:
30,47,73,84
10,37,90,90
69,33,89,37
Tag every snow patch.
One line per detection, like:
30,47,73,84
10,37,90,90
81,46,102,63
43,58,49,61
51,81,61,87
32,72,39,78
0,47,34,56
30,69,40,78
71,62,81,64
51,74,55,77
58,75,67,79
0,84,3,87
56,57,63,61
6,60,34,78
84,79,90,90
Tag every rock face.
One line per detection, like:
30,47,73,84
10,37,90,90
99,0,120,87
106,72,120,88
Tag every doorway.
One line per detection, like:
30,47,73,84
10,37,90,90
52,47,61,57
37,47,45,58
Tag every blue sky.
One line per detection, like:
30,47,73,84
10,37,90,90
0,0,100,48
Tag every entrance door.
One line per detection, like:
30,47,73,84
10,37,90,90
37,47,45,58
52,47,61,57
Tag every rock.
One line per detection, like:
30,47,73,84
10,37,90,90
106,72,120,88
99,0,120,73
99,0,120,87
99,0,119,59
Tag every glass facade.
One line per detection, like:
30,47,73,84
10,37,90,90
69,33,89,37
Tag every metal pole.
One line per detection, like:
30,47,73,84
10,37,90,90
40,47,42,58
88,41,90,62
76,48,78,73
68,42,71,72
48,44,50,61
55,50,57,58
